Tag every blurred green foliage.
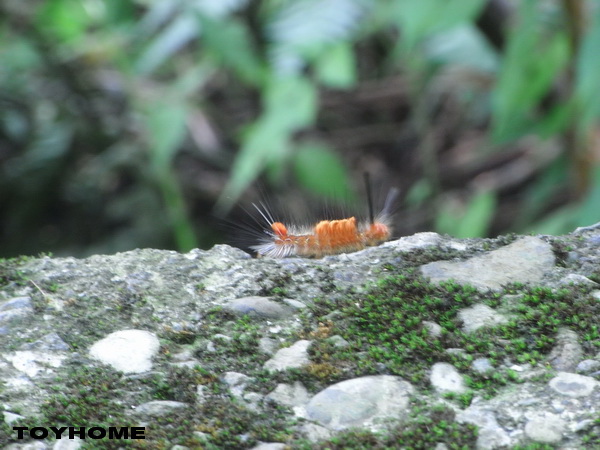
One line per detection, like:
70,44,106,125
1,0,600,256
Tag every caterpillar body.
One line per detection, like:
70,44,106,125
250,177,397,258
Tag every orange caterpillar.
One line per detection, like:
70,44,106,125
251,176,397,258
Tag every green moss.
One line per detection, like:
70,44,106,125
41,366,128,427
294,403,477,449
298,271,600,404
0,255,32,289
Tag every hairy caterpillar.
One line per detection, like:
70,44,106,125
250,175,397,258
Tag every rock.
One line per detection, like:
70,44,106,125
0,296,33,335
5,350,67,378
430,362,466,394
250,443,286,450
423,321,443,338
283,298,306,309
298,423,332,442
89,329,159,374
524,412,566,444
2,411,24,424
21,332,69,352
420,237,555,291
52,439,82,450
5,443,47,450
456,406,511,449
265,382,310,408
134,400,187,416
558,273,597,286
576,359,600,374
548,372,599,397
221,371,252,399
387,232,445,251
225,297,295,319
263,340,311,371
0,296,32,311
472,358,494,374
258,337,278,354
326,335,350,348
547,328,583,371
458,304,508,333
304,375,413,430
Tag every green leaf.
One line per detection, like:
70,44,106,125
389,0,485,51
144,102,188,170
315,42,357,88
528,205,577,235
436,189,496,238
292,142,353,200
424,25,498,73
216,75,318,213
491,0,569,143
574,5,600,130
36,0,91,42
135,15,199,75
264,76,318,131
457,189,496,237
405,179,433,209
200,17,266,86
266,0,366,74
215,118,290,214
576,166,600,227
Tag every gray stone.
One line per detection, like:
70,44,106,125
89,329,159,374
5,443,48,450
327,335,350,348
282,298,306,309
547,328,583,371
458,304,508,333
420,237,555,291
472,358,494,374
242,392,263,410
5,350,67,378
576,359,600,374
222,371,252,399
3,411,24,424
423,321,443,338
52,439,82,450
558,273,597,286
225,297,295,319
21,332,69,352
298,423,332,442
385,232,445,251
430,362,466,394
134,400,187,416
548,372,599,397
456,407,511,449
0,296,33,335
305,375,413,430
258,337,278,354
0,296,32,311
250,443,286,450
263,340,311,371
524,412,565,444
265,382,310,408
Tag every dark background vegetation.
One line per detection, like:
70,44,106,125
1,0,599,257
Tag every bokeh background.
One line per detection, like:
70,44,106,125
1,0,600,258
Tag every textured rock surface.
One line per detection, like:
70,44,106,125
303,375,414,430
420,236,555,290
1,229,599,448
89,329,160,374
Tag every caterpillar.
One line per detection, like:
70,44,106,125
250,174,397,258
